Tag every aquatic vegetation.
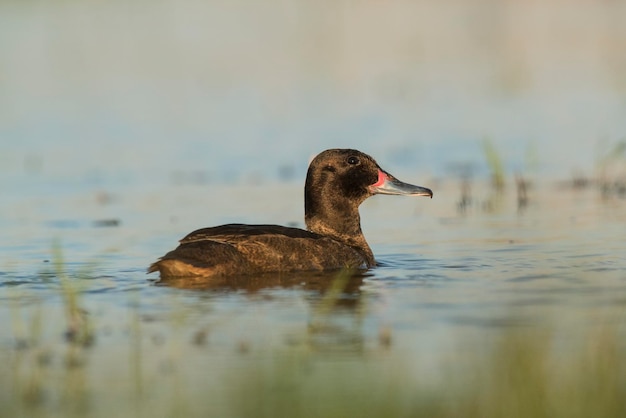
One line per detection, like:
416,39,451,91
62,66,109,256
482,138,506,193
450,325,626,418
2,272,625,418
223,315,626,418
596,139,626,198
51,240,95,347
458,139,516,214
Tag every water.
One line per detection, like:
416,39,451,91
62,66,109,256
1,1,626,416
2,173,625,416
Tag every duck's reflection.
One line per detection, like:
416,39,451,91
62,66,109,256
155,268,364,299
154,269,374,352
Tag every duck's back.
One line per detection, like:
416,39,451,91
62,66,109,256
148,224,368,278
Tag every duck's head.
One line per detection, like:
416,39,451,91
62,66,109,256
304,149,432,238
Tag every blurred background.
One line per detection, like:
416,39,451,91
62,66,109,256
2,3,626,416
2,0,625,187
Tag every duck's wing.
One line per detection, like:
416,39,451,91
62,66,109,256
178,223,322,244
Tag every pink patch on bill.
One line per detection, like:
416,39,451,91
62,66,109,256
371,170,388,187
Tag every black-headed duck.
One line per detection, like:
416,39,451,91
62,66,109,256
148,149,432,277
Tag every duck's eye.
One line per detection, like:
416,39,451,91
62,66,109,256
347,156,360,165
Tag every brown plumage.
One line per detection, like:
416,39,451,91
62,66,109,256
148,149,432,278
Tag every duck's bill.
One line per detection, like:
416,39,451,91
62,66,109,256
369,170,433,198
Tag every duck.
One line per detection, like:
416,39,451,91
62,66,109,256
148,148,432,278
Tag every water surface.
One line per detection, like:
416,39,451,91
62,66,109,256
1,175,625,416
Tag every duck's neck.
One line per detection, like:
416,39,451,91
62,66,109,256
304,190,375,267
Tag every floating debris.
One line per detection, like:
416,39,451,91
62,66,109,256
92,219,121,228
